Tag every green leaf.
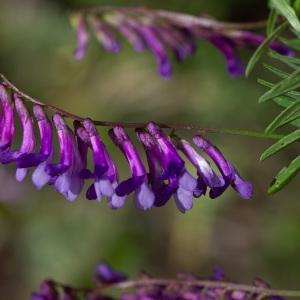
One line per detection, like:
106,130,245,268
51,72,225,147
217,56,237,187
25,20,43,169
273,95,297,107
269,50,300,69
246,22,287,77
267,8,279,34
280,37,300,50
294,0,300,12
260,128,300,160
266,99,300,133
263,64,290,78
259,68,300,102
268,156,300,194
271,0,300,32
258,79,300,98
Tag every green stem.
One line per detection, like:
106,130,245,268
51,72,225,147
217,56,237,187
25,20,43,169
0,73,281,141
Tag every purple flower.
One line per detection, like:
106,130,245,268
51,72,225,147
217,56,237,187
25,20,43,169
44,114,85,201
14,105,54,187
112,18,146,52
230,31,293,56
146,122,184,179
73,14,90,60
172,136,223,194
139,125,197,213
193,135,253,199
32,280,59,300
153,24,196,62
0,85,15,152
210,36,244,78
89,16,121,53
83,119,124,205
109,126,155,210
0,94,35,183
95,262,127,284
128,21,172,79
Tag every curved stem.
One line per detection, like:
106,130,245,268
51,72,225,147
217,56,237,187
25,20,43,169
74,6,268,31
53,278,300,298
0,73,282,140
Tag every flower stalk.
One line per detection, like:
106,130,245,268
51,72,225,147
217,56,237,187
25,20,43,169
0,73,283,141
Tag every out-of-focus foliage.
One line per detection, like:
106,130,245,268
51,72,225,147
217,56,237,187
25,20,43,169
1,1,300,300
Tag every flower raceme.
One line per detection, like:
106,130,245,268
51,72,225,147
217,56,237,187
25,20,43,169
0,84,252,212
32,263,287,300
71,7,292,78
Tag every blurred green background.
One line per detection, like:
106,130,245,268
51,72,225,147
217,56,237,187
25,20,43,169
1,0,300,299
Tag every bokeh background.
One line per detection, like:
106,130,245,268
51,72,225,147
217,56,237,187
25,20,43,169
1,0,300,299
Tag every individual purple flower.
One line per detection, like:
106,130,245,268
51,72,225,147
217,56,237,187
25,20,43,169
172,135,224,196
73,13,90,60
193,135,253,199
16,105,54,187
110,18,146,52
128,20,172,78
43,114,85,201
0,94,35,183
154,24,196,62
140,125,197,213
0,84,15,152
109,126,155,210
31,280,59,300
83,119,117,202
229,31,293,56
95,262,127,284
89,16,121,53
146,122,184,179
209,36,244,78
82,120,128,208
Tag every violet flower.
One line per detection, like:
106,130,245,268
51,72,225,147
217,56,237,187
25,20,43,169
0,94,35,183
143,123,197,213
193,135,253,199
172,135,224,197
209,36,244,78
118,22,146,52
127,20,172,79
89,16,121,53
45,114,85,201
15,105,54,188
95,262,127,284
0,84,15,153
31,280,59,300
83,119,123,205
73,13,90,60
109,126,155,210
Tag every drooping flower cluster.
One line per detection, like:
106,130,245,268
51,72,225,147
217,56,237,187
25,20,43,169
0,83,252,212
72,7,292,78
32,263,285,300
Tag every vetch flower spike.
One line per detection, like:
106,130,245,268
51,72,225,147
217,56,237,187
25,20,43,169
0,75,255,212
71,7,292,78
32,263,297,300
